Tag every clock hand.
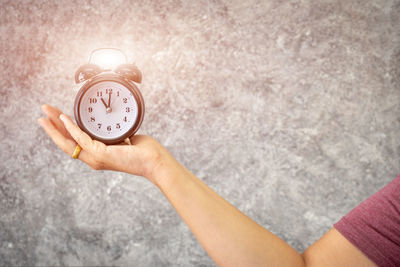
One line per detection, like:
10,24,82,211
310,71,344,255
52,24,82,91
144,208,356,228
100,98,108,109
108,92,111,108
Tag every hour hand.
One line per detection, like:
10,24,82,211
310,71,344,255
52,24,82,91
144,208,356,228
101,98,108,108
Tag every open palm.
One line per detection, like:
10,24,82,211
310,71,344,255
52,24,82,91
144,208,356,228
38,104,168,183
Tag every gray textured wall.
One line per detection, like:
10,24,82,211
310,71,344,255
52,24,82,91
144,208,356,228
1,0,399,266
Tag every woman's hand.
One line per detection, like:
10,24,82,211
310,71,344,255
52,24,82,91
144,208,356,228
38,104,172,184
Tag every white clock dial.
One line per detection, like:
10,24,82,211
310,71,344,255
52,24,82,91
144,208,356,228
79,81,139,140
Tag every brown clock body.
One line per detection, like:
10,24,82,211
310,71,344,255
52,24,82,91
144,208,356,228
74,72,145,145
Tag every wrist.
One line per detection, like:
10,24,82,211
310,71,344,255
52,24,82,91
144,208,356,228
146,148,186,189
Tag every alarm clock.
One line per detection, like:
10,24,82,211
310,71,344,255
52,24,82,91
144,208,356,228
73,48,144,145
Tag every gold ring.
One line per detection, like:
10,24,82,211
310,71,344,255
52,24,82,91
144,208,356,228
72,144,82,159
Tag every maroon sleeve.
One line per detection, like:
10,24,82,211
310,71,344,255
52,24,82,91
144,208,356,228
334,174,400,267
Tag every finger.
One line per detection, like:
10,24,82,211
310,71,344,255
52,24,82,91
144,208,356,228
38,117,78,154
59,114,107,155
41,104,72,139
38,117,93,163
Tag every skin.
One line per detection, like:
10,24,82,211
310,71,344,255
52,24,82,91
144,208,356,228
38,104,377,267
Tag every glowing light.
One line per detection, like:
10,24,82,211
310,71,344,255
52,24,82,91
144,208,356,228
89,48,127,70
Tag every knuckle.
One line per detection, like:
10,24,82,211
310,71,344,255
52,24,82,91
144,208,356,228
91,140,106,154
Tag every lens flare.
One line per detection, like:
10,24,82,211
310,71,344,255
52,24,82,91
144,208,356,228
89,48,127,70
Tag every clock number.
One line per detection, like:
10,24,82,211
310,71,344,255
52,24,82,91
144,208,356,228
117,91,120,97
90,117,95,122
126,107,130,113
88,107,93,113
116,123,121,129
97,91,102,97
107,125,111,131
106,88,113,94
97,123,102,129
123,116,127,122
123,98,127,103
90,98,97,104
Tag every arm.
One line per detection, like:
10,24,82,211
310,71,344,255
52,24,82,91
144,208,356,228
152,155,304,267
128,148,377,267
38,104,377,267
302,228,376,267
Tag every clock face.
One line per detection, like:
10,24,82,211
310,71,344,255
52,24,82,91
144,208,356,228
77,81,139,141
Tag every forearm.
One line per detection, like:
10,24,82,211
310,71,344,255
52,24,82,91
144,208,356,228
150,155,305,267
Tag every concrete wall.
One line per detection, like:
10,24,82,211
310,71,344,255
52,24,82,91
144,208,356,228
1,0,399,266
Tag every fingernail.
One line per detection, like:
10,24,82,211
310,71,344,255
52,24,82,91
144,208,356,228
38,118,46,127
41,104,47,112
59,114,66,122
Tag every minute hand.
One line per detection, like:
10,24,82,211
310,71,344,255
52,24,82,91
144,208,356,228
108,92,111,108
